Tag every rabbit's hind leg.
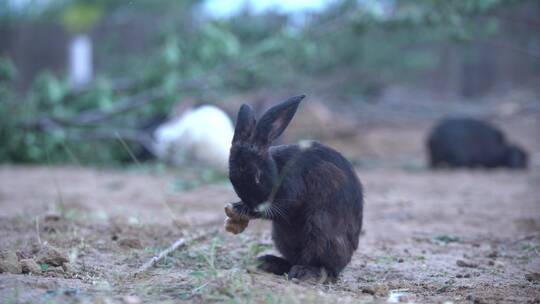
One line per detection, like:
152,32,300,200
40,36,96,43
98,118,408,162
288,265,337,283
256,254,291,275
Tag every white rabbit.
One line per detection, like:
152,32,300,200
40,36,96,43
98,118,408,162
152,105,234,172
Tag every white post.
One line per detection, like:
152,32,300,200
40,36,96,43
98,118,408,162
68,34,93,88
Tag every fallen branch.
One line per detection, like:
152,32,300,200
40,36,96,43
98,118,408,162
35,64,229,128
20,118,156,153
58,87,166,126
133,228,219,277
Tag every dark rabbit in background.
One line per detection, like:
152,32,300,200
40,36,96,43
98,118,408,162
228,95,363,282
427,118,528,169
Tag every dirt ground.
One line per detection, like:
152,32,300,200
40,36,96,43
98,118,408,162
1,116,539,303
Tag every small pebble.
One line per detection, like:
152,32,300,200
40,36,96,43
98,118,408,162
118,238,143,249
0,251,22,274
123,295,141,304
456,259,478,268
466,295,487,304
487,251,498,258
494,261,505,269
361,287,376,295
62,263,76,273
36,245,68,267
44,211,62,222
20,259,41,274
525,272,540,282
63,288,80,296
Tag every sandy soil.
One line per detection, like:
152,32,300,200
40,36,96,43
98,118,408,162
0,120,539,303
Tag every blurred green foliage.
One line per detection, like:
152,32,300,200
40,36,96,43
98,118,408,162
61,3,104,33
0,0,521,164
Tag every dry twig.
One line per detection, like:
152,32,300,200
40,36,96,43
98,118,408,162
133,229,219,277
35,216,42,245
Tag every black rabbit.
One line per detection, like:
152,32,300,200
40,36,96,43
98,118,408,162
427,118,528,169
228,95,363,282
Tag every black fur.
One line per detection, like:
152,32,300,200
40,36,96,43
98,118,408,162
427,118,528,169
229,95,364,281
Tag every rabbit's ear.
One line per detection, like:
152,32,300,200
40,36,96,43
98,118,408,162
232,104,256,143
254,95,305,146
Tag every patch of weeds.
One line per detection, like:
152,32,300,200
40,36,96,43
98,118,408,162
248,242,272,257
487,268,503,275
434,235,460,245
147,237,227,272
53,199,85,221
147,281,191,297
515,255,532,264
181,268,249,301
437,279,455,293
364,275,377,283
176,236,274,302
55,199,67,216
414,255,426,261
155,252,180,269
429,271,449,278
375,256,397,264
138,235,298,303
187,238,221,277
201,237,220,271
168,248,200,267
41,263,50,271
262,292,297,304
238,242,273,266
520,243,540,254
187,237,223,271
